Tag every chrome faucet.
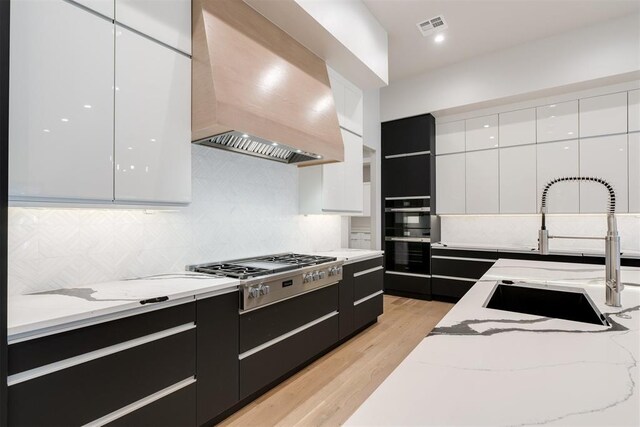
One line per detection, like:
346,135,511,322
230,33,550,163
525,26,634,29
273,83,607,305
538,176,622,307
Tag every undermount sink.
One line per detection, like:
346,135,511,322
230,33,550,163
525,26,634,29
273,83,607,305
484,280,609,326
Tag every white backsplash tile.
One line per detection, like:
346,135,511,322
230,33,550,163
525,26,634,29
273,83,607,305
8,145,342,295
440,214,640,254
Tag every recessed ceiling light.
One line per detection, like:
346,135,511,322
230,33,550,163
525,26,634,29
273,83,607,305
43,129,50,133
434,34,445,43
489,136,495,140
483,124,489,128
567,132,574,135
83,104,92,109
61,118,69,122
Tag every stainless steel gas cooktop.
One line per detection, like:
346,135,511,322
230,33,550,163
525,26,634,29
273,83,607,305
187,253,343,312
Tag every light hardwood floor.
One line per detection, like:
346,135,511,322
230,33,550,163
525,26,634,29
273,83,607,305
218,295,454,427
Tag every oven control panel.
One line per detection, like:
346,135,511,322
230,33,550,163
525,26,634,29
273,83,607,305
241,263,343,312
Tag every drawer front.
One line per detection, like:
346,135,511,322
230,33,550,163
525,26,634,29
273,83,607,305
106,382,196,427
240,284,338,353
384,272,431,295
239,314,339,399
8,328,196,427
431,248,498,260
348,256,383,271
431,256,495,280
9,301,195,375
354,267,384,301
353,293,383,331
431,277,476,299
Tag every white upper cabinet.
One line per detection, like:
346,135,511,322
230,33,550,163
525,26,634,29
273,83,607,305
629,133,640,213
299,129,363,214
115,0,192,54
579,135,628,213
536,140,579,213
114,26,191,204
629,89,640,132
436,153,465,214
436,120,465,154
328,68,363,136
579,92,627,138
499,108,535,147
9,0,115,202
466,149,499,214
499,145,536,213
537,100,578,143
74,0,114,18
465,115,499,151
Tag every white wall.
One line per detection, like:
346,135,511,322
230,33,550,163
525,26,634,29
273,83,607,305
381,13,640,121
7,145,343,295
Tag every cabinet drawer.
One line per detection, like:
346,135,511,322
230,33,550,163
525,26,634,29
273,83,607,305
354,293,383,331
8,328,196,427
431,256,495,280
432,277,476,299
9,302,195,375
384,272,431,296
354,266,384,301
240,313,339,399
240,284,338,353
106,382,196,427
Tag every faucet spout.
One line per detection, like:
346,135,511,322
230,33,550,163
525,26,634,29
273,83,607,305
537,176,622,307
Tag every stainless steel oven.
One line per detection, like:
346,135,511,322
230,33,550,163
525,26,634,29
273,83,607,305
384,237,431,276
384,197,431,276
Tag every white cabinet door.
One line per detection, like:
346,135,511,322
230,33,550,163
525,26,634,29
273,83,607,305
536,140,579,213
465,149,499,214
436,120,465,154
322,129,363,213
537,100,578,143
9,0,115,202
499,145,536,213
499,108,535,147
579,135,628,213
629,89,640,132
436,153,465,214
328,68,363,136
579,92,627,138
114,26,191,204
115,0,191,54
362,182,371,217
74,0,114,18
465,115,499,151
629,133,640,212
320,160,344,212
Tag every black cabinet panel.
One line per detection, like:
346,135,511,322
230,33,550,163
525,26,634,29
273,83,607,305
383,155,430,198
353,294,383,331
381,115,434,157
431,248,498,260
9,302,195,375
239,315,339,399
196,292,240,426
9,329,196,427
107,383,196,427
431,257,495,279
339,265,355,340
432,277,475,299
354,268,383,301
240,284,338,353
384,272,431,296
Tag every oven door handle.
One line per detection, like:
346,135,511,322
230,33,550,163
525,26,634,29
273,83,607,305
384,208,430,212
385,237,431,243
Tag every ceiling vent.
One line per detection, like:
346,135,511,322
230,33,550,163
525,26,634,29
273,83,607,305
416,15,448,37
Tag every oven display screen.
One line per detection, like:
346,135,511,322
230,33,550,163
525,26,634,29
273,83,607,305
283,279,293,288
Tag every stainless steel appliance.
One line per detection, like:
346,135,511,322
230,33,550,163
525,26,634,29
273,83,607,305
384,196,430,238
187,253,343,312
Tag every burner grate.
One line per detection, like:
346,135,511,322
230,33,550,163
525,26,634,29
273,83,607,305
193,263,270,279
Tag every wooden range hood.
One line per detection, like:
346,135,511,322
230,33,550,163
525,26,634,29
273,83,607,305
192,0,344,165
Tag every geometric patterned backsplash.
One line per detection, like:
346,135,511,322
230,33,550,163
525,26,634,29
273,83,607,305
8,144,343,295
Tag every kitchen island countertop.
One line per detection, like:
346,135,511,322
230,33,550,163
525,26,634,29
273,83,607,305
8,273,240,342
311,248,384,265
346,258,640,426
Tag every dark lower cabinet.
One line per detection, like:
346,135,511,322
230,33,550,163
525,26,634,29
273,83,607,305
239,314,339,399
384,272,431,298
354,294,383,331
196,291,240,426
339,257,384,339
106,383,196,427
431,277,476,299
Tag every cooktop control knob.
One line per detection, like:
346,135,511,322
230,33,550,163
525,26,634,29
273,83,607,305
260,285,270,295
248,287,259,299
312,271,319,281
303,273,311,283
319,271,326,279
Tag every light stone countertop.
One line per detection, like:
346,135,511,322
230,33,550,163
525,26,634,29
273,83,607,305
311,248,384,265
8,273,240,342
346,258,640,426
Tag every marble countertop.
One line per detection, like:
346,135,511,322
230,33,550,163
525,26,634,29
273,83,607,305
8,273,240,342
311,248,384,265
433,241,640,258
346,259,640,426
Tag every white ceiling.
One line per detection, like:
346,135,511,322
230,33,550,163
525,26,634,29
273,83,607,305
363,0,640,82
